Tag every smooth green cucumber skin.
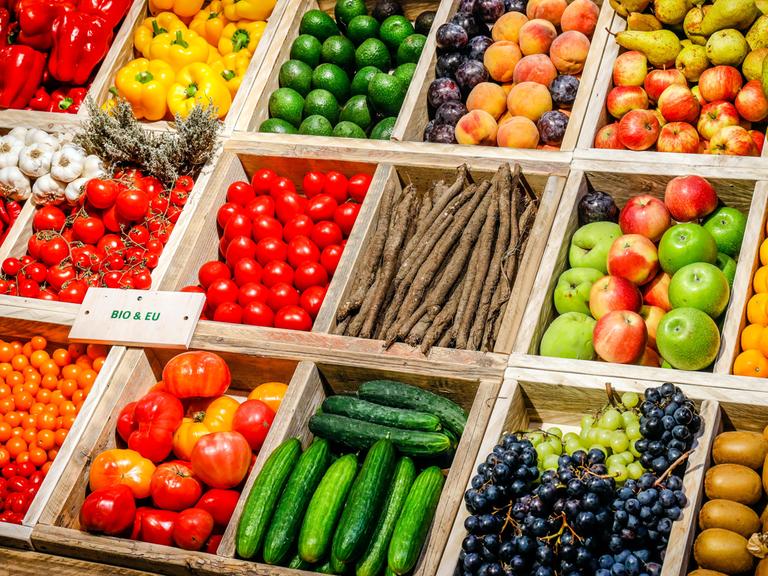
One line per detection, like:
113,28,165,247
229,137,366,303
263,438,332,564
236,438,302,559
355,457,417,576
322,395,442,431
287,551,311,570
308,413,451,456
358,380,467,437
299,453,358,563
387,466,446,575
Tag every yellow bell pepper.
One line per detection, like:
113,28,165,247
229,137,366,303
189,0,230,47
218,20,265,56
167,62,231,118
134,12,187,58
149,0,204,19
115,58,176,121
207,47,222,64
211,51,249,96
222,0,274,21
149,29,210,72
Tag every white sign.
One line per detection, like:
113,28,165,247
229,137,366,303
69,288,205,349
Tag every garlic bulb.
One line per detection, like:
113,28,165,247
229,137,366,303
24,128,59,149
0,167,31,201
6,128,28,144
18,143,54,178
0,136,23,169
32,174,67,205
64,177,89,204
82,155,107,179
50,145,86,183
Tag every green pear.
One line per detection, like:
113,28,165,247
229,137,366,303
676,43,711,80
706,28,750,64
628,12,664,29
610,0,651,17
655,0,694,24
685,6,710,44
761,53,768,97
681,38,694,46
700,0,759,36
747,14,768,47
615,29,682,67
744,47,768,78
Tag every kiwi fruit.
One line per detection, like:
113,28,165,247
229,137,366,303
699,499,761,538
705,463,762,505
694,528,754,574
688,571,729,576
713,431,768,469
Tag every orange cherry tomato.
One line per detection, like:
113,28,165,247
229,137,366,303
37,412,58,430
92,356,106,372
0,397,14,414
0,422,11,442
68,343,85,359
0,344,12,363
89,449,156,499
29,447,47,466
21,342,32,357
36,429,55,450
55,428,68,446
86,344,108,359
11,355,28,371
6,436,27,457
0,383,10,398
15,392,33,412
42,461,52,473
30,336,46,350
0,447,9,467
22,429,36,445
5,411,19,427
41,374,58,390
52,349,71,367
30,350,49,368
47,448,57,461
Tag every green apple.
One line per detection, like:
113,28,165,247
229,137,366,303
716,252,737,287
703,206,747,257
668,263,730,318
656,307,721,371
568,222,622,273
657,223,718,275
553,268,604,315
540,312,597,360
661,358,673,369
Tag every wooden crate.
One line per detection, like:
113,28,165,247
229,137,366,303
436,367,748,576
511,168,768,388
572,12,768,180
0,312,124,550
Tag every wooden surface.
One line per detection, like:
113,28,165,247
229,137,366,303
0,548,163,575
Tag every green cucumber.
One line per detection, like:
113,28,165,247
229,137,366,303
358,379,467,437
330,551,347,574
332,439,396,564
299,453,358,563
387,466,445,575
236,438,302,559
308,413,451,456
263,438,332,564
356,457,417,576
316,559,336,574
288,551,312,570
323,395,441,431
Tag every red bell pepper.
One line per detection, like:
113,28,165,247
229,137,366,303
28,87,51,111
16,0,75,50
0,8,10,48
77,0,130,29
130,507,178,547
0,45,45,109
51,87,87,113
49,11,112,85
125,391,184,463
6,201,21,222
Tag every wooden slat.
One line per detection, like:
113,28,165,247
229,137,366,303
0,548,161,576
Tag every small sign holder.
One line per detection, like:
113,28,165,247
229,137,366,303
68,288,206,349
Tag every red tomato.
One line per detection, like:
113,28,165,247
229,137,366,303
1,257,20,276
23,262,46,283
274,192,304,223
175,175,195,192
102,205,128,232
173,508,214,551
103,271,122,288
198,261,231,289
150,195,169,215
251,216,283,241
294,262,329,291
213,302,243,323
320,244,343,276
86,179,119,209
27,233,45,259
181,285,205,293
269,177,296,198
128,225,149,246
206,279,239,309
251,168,277,194
348,174,371,202
46,264,75,291
132,268,153,290
334,202,360,237
287,236,320,268
267,283,299,311
190,432,251,489
196,489,239,527
245,196,275,220
79,484,136,535
233,258,262,286
232,400,275,451
306,194,338,222
150,462,202,512
216,203,242,228
17,278,40,298
323,171,349,203
283,214,314,242
146,238,163,254
275,305,313,331
311,221,343,249
223,213,252,242
227,181,255,206
59,280,88,303
206,534,223,554
98,234,124,253
302,171,326,198
131,507,177,546
116,189,149,221
167,205,182,223
170,188,189,207
261,260,294,288
255,237,287,266
238,283,269,306
162,351,231,399
225,236,257,267
242,301,274,326
32,206,66,231
139,176,164,198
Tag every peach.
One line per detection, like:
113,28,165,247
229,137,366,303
507,81,553,121
467,82,508,119
501,82,515,95
560,0,600,36
518,19,558,55
513,54,558,86
499,111,515,125
483,41,522,83
455,110,499,145
492,11,529,42
550,31,591,74
497,116,540,148
526,0,568,26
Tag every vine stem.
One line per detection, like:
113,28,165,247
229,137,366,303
654,450,693,487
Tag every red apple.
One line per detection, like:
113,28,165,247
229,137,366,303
613,51,648,87
656,122,700,154
698,65,743,102
607,234,660,285
643,69,687,102
607,86,649,119
619,195,671,241
663,175,717,221
594,123,625,149
642,272,672,311
617,109,660,150
750,130,765,154
657,84,700,123
638,346,661,367
589,275,643,319
735,80,768,123
640,305,665,351
696,100,740,140
709,125,760,156
593,310,648,364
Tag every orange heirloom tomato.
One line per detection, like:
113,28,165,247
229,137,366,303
162,351,231,398
247,382,287,413
173,396,239,459
89,449,156,499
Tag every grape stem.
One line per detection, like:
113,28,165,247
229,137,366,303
653,450,692,487
540,512,583,545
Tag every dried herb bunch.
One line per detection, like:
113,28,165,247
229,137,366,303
336,163,539,354
75,98,221,186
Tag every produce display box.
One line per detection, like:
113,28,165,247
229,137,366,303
572,12,768,180
0,312,125,550
510,168,768,389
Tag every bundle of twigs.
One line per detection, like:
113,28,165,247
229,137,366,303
335,163,539,354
